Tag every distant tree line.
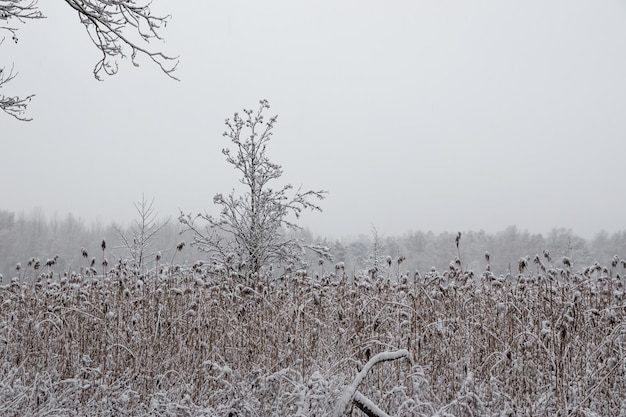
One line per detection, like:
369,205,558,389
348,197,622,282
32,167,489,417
328,225,617,279
1,207,624,282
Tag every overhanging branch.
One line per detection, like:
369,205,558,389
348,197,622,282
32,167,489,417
2,1,178,121
63,0,179,81
0,0,42,121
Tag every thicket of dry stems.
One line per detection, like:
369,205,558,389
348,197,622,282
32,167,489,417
1,254,625,416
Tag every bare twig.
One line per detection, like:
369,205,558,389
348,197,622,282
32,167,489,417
0,65,33,120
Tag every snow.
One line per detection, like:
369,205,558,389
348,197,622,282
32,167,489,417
352,391,392,417
333,349,409,417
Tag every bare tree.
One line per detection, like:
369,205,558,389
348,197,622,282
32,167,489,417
364,226,388,280
1,0,177,121
179,100,328,278
115,195,169,273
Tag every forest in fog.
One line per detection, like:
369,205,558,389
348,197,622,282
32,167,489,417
1,206,624,282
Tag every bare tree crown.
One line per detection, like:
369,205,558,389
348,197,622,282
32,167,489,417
180,100,329,278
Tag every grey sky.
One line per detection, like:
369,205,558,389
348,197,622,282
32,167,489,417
2,1,626,239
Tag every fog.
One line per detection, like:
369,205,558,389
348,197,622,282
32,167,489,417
3,1,626,239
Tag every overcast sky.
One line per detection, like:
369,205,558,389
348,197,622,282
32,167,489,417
2,1,626,239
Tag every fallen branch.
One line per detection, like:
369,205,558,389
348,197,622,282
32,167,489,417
333,349,409,417
353,391,392,417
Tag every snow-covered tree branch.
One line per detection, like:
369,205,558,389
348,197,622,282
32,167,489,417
63,0,178,81
0,0,42,120
333,349,410,417
0,0,177,121
0,65,33,120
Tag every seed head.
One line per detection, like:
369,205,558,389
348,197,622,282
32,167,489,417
562,257,572,268
543,250,551,262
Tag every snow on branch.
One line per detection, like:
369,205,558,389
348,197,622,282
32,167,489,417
63,0,178,80
353,391,392,417
333,349,410,417
1,1,177,120
0,0,42,120
0,0,44,39
0,65,33,120
180,100,328,276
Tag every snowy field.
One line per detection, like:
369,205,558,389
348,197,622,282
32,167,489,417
1,258,625,416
